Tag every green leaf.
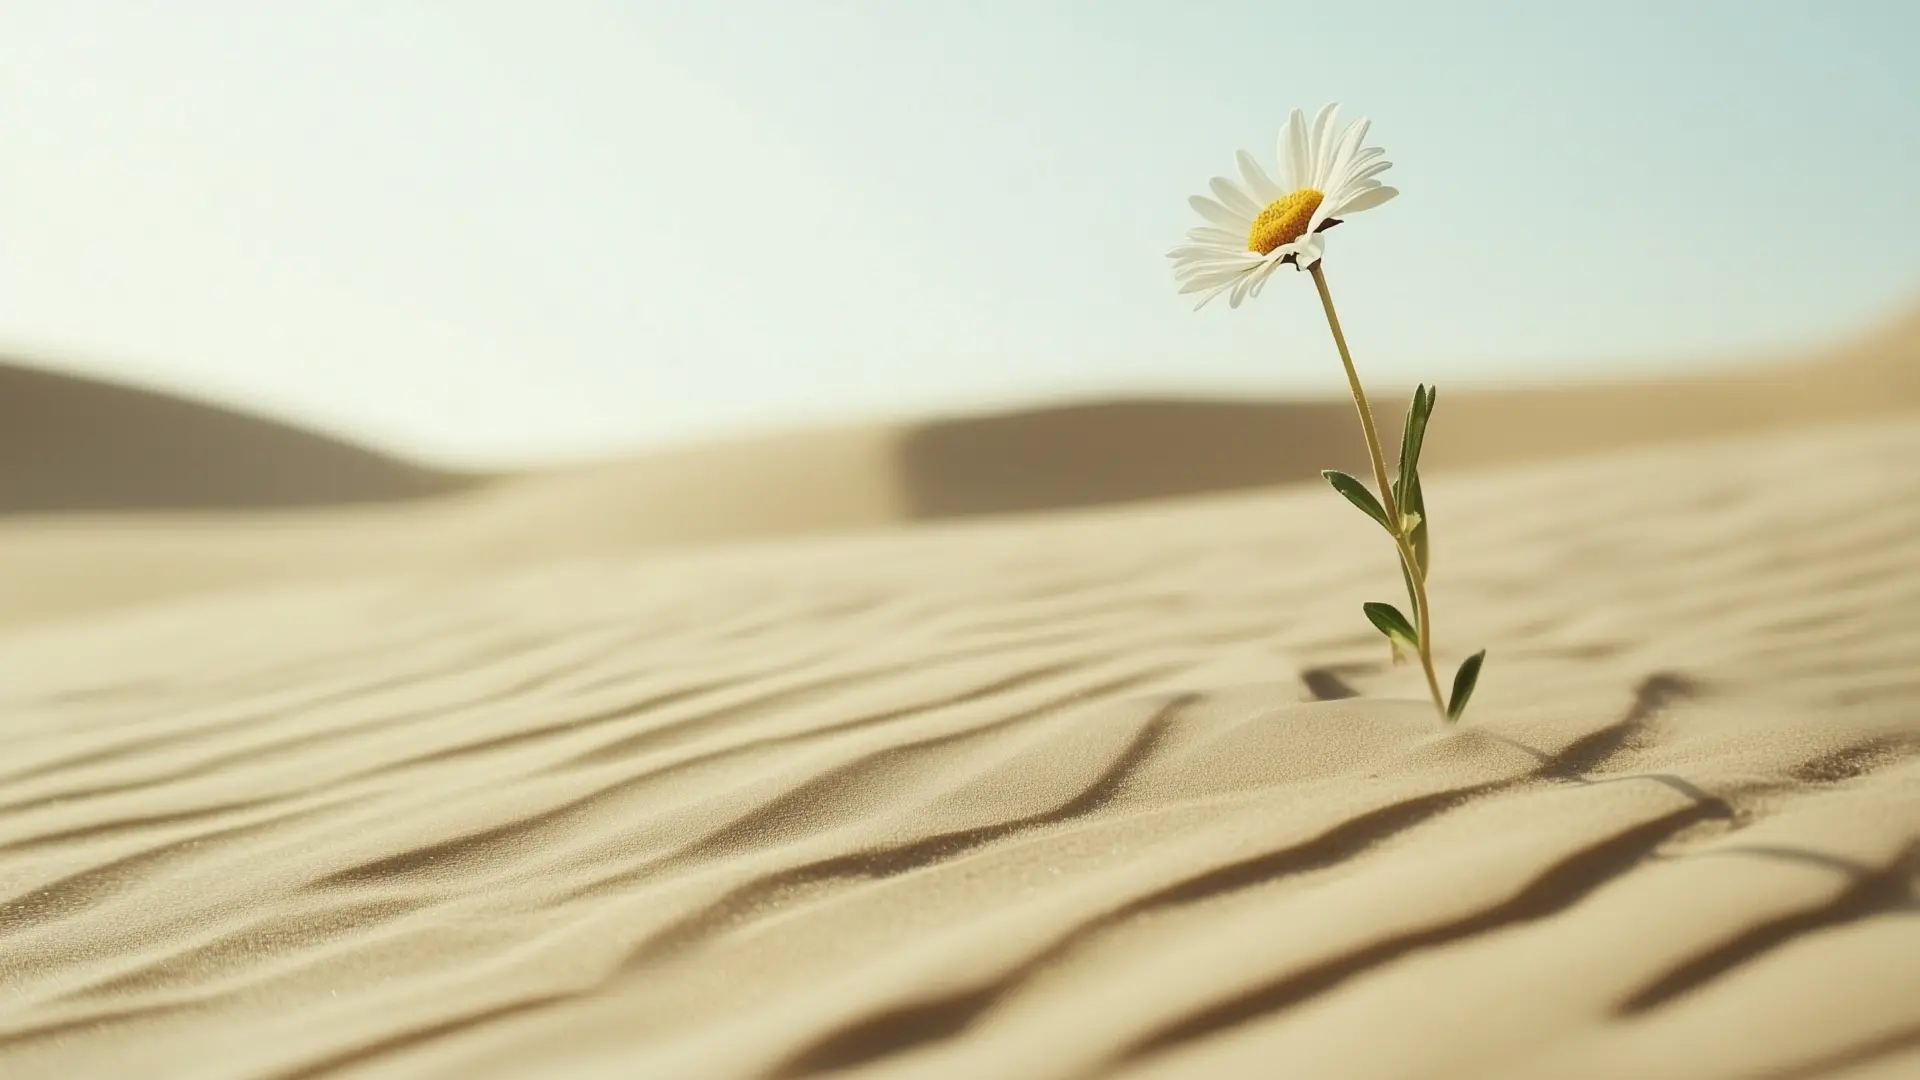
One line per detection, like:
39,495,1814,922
1391,473,1431,580
1446,650,1487,723
1364,601,1419,666
1322,470,1390,531
1405,470,1430,578
1395,385,1436,514
1363,601,1419,648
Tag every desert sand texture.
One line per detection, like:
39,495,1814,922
1,303,1915,628
1,309,1918,1079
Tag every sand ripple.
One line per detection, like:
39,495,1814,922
2,420,1918,1079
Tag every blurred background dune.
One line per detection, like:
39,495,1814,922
1,301,1914,627
898,302,1920,517
0,359,478,515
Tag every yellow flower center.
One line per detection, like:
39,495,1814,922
1246,188,1324,254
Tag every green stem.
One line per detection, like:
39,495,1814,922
1309,260,1447,721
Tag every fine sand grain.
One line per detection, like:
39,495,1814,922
2,406,1917,1078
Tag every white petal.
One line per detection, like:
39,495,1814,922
1209,176,1261,218
1319,115,1372,191
1333,185,1398,215
1173,267,1230,285
1273,233,1323,271
1176,250,1235,270
1175,263,1252,285
1167,247,1232,264
1308,103,1342,190
1320,178,1377,212
1282,108,1311,191
1175,255,1260,289
1341,159,1393,189
1331,148,1387,189
1346,145,1387,168
1306,202,1333,238
1176,248,1259,266
1228,272,1257,309
1184,225,1244,246
1248,257,1284,298
1187,194,1247,230
1310,121,1380,233
1174,245,1260,267
1175,255,1262,279
1172,255,1244,276
1295,232,1326,268
1235,149,1284,202
1191,275,1242,310
1169,232,1243,253
1175,253,1241,276
1178,268,1238,294
1166,242,1239,259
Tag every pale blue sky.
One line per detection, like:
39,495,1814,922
1,1,1914,465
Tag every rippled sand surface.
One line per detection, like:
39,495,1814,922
2,418,1918,1080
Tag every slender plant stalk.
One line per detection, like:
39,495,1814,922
1309,261,1447,720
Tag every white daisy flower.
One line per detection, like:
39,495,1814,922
1167,103,1399,310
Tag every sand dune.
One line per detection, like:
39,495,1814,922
2,408,1917,1078
897,302,1920,516
3,303,1917,629
0,360,477,516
